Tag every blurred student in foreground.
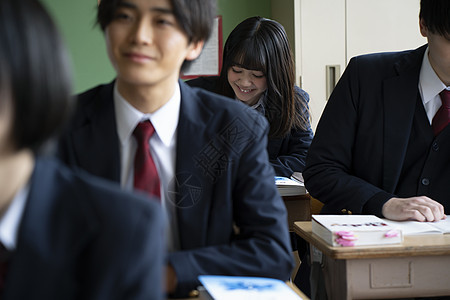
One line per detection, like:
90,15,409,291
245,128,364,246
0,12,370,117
188,16,313,177
0,0,165,298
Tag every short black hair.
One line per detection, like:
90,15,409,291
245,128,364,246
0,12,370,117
420,0,450,37
0,0,73,153
97,0,216,44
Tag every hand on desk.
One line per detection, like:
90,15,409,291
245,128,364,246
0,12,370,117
165,264,177,294
382,196,446,222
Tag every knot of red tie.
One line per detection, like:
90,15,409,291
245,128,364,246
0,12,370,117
134,121,155,145
432,89,450,136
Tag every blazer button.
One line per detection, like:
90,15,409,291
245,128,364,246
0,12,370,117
421,178,430,186
341,209,347,214
348,210,353,215
188,290,199,297
432,141,439,151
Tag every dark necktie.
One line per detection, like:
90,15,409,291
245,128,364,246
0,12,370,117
133,121,161,199
0,243,10,294
432,89,450,136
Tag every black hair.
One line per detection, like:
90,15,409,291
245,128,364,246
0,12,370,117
420,0,450,38
217,16,310,138
0,0,73,153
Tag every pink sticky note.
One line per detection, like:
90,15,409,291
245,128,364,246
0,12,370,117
384,229,400,238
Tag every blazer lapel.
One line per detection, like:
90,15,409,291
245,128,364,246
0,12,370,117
382,45,427,192
72,82,121,182
4,159,96,299
173,81,215,249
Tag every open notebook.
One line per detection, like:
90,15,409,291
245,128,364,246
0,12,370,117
382,216,450,235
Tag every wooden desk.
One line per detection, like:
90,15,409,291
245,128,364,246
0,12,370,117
282,194,311,231
294,221,450,300
287,281,310,299
281,193,312,280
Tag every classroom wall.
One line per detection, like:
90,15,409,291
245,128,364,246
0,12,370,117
40,0,271,94
217,0,271,43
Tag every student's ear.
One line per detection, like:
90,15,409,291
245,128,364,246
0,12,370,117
185,40,205,61
419,18,428,38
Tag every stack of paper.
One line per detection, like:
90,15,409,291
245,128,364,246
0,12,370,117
275,176,307,196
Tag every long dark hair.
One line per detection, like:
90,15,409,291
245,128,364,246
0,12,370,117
217,16,309,138
0,0,73,153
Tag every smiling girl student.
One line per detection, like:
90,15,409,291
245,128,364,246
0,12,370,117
188,16,314,177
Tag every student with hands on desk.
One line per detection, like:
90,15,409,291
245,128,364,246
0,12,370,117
187,16,314,177
303,0,449,222
57,0,293,297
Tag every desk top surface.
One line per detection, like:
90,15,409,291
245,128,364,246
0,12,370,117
170,281,309,300
294,221,450,260
286,281,309,299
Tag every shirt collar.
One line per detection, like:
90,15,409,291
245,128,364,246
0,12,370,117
114,82,180,147
419,47,448,104
250,94,265,109
0,182,30,251
244,94,265,115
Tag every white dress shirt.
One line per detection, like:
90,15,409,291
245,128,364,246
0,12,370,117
419,47,449,123
114,82,180,251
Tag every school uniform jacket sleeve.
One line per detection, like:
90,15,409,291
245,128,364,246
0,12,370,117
168,82,293,297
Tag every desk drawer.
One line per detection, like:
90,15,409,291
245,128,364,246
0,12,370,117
346,256,450,299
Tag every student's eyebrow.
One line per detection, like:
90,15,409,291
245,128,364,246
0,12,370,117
117,1,136,9
232,63,246,68
117,1,173,14
149,7,173,15
233,63,264,73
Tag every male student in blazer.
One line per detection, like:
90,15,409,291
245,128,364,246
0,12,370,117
304,0,448,222
57,0,293,297
0,0,165,299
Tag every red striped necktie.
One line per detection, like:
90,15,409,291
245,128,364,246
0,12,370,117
432,89,450,136
133,121,161,199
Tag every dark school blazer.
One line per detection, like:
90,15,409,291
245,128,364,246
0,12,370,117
304,45,449,215
3,157,164,300
57,80,293,297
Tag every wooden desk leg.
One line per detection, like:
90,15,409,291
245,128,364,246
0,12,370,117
309,246,350,300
